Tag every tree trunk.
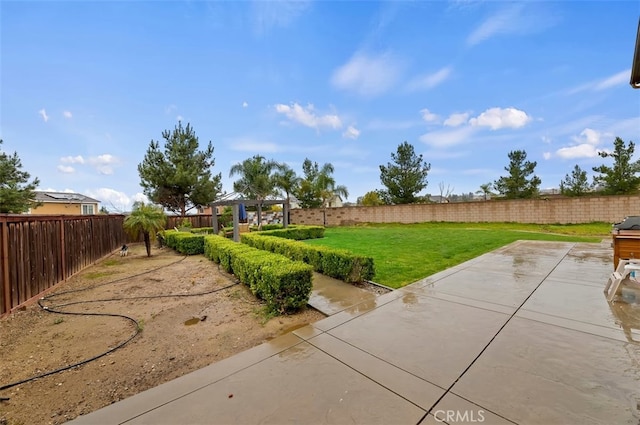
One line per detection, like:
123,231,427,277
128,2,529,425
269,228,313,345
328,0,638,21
143,232,151,257
257,203,263,231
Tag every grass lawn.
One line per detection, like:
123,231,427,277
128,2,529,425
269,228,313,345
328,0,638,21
304,222,611,288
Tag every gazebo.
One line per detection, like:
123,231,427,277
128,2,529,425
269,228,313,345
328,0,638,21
209,192,289,242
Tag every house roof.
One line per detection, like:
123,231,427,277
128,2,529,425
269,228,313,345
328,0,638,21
34,191,100,204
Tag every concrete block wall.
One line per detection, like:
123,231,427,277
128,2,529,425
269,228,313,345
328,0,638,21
289,195,640,226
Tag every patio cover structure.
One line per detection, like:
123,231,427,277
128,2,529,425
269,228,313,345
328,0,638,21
209,192,289,242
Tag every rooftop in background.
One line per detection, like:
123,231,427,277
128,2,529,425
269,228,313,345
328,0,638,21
29,191,101,215
34,191,100,204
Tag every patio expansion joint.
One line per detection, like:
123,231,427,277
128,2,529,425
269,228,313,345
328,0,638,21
517,308,638,344
305,332,439,414
417,242,576,425
116,337,313,424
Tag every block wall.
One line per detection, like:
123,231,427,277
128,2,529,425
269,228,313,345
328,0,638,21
290,195,640,226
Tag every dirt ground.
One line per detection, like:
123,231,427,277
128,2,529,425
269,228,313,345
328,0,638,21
0,244,326,425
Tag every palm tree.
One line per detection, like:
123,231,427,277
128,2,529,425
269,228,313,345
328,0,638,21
123,202,166,257
476,182,494,201
273,163,301,207
229,155,281,229
316,163,349,226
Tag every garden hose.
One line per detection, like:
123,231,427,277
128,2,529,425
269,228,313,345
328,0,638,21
0,255,239,397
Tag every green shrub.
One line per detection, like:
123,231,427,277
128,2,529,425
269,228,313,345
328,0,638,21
177,233,205,255
164,229,180,249
240,233,374,283
259,225,324,240
203,235,312,313
259,262,312,313
249,224,284,232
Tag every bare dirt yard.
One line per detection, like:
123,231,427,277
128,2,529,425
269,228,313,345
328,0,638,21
0,243,325,425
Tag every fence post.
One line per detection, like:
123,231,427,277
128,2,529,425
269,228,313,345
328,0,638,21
59,217,66,281
1,217,10,315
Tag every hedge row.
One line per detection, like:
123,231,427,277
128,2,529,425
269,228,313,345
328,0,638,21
163,230,205,255
240,233,374,283
204,235,312,314
258,225,325,240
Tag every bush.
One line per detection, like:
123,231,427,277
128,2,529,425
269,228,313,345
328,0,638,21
240,233,374,283
163,229,180,250
204,235,312,313
259,225,325,240
249,224,284,232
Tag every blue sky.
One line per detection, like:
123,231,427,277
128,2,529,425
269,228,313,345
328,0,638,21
2,1,639,211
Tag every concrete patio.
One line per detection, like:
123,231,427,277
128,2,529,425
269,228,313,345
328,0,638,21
71,240,640,425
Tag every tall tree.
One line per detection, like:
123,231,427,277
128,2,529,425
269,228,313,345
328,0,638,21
592,137,640,195
272,163,301,207
379,141,431,204
317,164,347,205
138,122,221,217
295,158,323,208
123,202,166,257
493,150,541,199
357,190,386,206
229,155,282,227
0,140,40,213
560,165,592,196
476,182,494,201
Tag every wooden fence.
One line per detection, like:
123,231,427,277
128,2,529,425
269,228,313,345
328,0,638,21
0,214,127,316
165,215,213,229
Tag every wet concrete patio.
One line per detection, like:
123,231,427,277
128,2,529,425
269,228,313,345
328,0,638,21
71,240,640,425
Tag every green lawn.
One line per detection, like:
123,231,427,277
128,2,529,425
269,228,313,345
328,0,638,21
304,222,610,288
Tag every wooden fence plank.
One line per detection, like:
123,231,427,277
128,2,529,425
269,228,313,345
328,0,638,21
0,214,127,316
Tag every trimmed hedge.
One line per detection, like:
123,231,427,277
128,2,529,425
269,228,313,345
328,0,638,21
259,225,325,240
163,230,205,255
240,233,374,283
204,235,312,313
249,224,284,232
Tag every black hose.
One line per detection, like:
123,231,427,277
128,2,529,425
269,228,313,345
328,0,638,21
0,308,140,392
0,256,238,395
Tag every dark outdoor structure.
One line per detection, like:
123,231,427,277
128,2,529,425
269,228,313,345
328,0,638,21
209,193,289,242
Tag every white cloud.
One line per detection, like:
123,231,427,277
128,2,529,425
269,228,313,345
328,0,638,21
230,138,280,153
571,128,602,146
466,4,557,46
165,104,177,114
420,109,439,123
38,109,49,122
177,115,184,122
342,125,361,140
88,154,119,175
420,126,478,148
594,69,630,91
242,101,248,108
274,102,342,130
541,135,552,144
467,5,522,45
85,188,144,212
556,144,601,159
331,51,403,97
469,107,531,130
251,0,310,35
543,152,552,160
57,165,75,173
443,112,469,127
63,110,72,119
407,67,452,91
567,69,630,94
60,155,85,164
553,128,609,159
